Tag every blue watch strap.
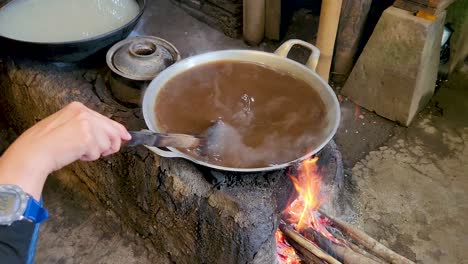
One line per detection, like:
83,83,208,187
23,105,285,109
24,197,48,223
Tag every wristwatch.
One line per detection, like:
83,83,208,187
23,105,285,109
0,184,48,225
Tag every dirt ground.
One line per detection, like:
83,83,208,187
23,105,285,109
0,0,466,263
351,67,468,263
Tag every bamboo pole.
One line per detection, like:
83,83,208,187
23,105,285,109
265,0,281,40
243,0,265,46
315,0,343,81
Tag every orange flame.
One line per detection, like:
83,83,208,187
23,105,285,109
285,157,337,242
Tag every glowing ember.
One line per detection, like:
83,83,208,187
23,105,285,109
285,157,338,243
275,230,301,264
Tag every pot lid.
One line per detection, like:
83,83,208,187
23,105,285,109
106,36,181,81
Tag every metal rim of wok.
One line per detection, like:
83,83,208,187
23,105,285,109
0,0,146,61
142,41,341,172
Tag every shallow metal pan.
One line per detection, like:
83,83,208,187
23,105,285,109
141,39,341,172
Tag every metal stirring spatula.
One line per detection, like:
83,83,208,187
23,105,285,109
127,121,225,149
127,130,205,148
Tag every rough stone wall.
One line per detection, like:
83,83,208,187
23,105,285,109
0,59,292,263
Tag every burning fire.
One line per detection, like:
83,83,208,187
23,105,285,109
287,157,322,231
285,157,336,241
277,157,338,263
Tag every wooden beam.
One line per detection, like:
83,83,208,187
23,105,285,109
332,0,373,79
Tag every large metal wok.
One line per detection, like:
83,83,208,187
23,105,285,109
0,0,146,62
142,39,341,172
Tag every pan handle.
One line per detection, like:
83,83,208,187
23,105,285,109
145,146,181,158
274,39,320,72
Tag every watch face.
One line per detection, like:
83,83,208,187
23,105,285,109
0,192,19,215
0,185,26,225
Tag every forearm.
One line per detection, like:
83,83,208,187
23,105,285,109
0,102,130,201
0,144,49,201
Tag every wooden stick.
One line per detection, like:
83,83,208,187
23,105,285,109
279,221,342,264
328,227,385,263
286,238,328,264
305,228,381,264
319,210,415,264
339,238,385,263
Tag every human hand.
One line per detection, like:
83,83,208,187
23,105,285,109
0,102,131,199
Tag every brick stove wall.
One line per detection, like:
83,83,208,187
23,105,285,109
171,0,242,38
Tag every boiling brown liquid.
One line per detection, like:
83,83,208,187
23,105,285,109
155,61,328,168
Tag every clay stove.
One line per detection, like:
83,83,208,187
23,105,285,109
201,140,344,264
0,59,345,263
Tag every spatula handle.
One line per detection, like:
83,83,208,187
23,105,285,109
127,130,203,148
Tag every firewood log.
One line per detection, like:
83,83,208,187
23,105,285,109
319,210,415,264
279,221,342,264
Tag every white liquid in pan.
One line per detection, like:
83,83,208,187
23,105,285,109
0,0,139,42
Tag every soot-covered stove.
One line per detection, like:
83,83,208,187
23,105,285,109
0,59,345,263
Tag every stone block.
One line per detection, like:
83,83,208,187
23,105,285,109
341,6,445,126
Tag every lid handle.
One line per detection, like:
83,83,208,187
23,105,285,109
129,41,158,57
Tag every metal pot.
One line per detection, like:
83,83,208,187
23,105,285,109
106,36,181,105
0,0,146,62
142,39,341,172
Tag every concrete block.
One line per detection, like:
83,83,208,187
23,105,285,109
341,7,445,126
